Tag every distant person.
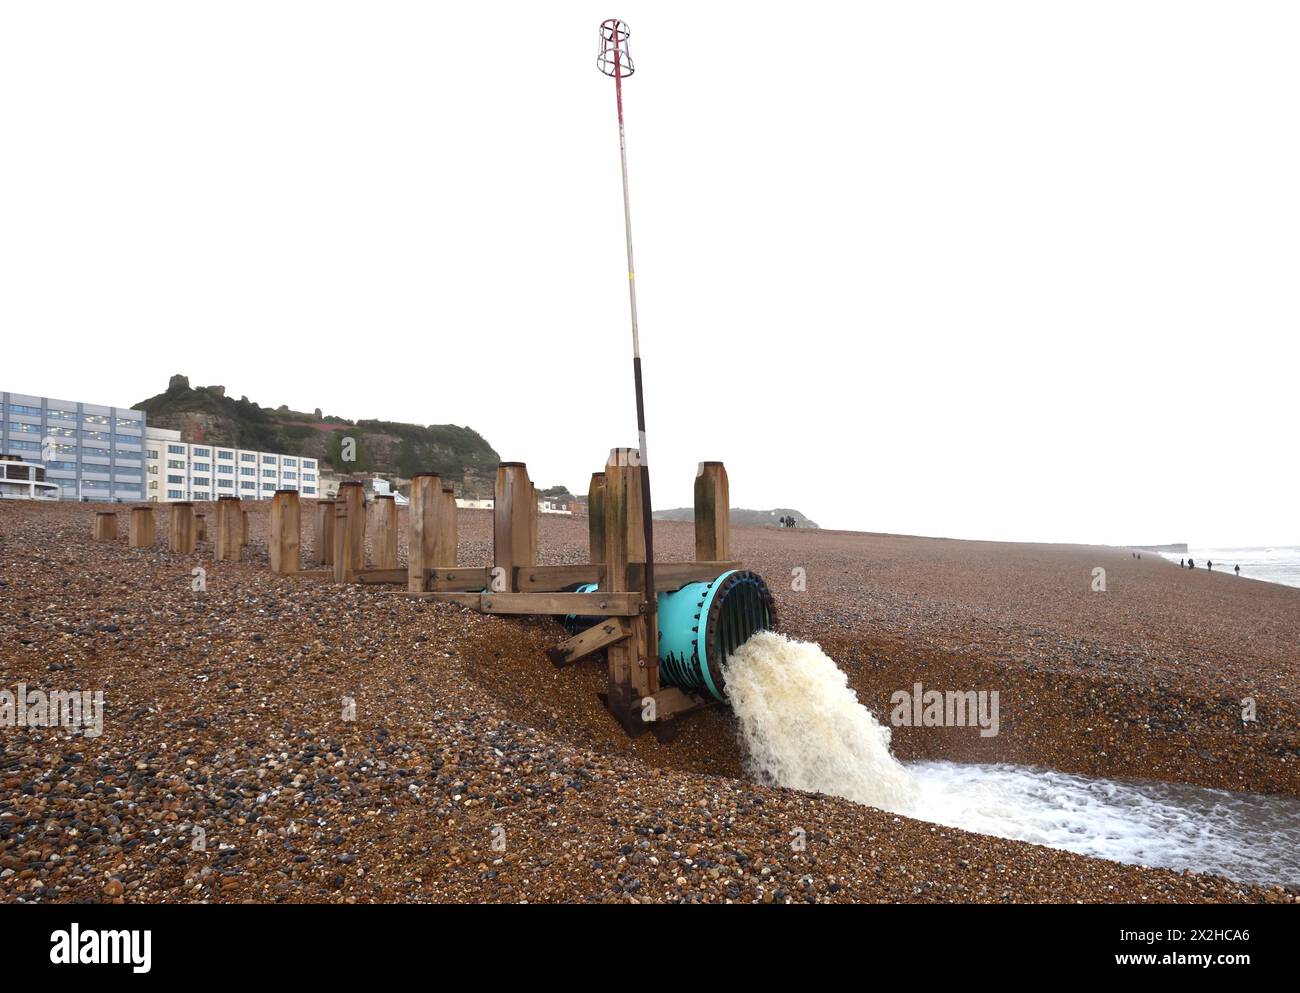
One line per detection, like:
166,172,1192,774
1207,560,1213,570
1188,558,1195,569
1179,558,1185,568
1235,564,1240,576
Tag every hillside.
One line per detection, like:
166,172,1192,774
133,375,500,496
653,506,819,529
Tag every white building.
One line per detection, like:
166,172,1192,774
144,427,319,502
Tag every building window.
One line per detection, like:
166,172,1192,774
283,457,297,467
9,440,40,451
167,474,185,485
240,481,255,490
240,467,255,477
218,465,233,474
262,482,275,491
8,403,43,417
218,450,234,460
192,476,210,487
167,444,185,455
193,462,210,473
84,414,110,426
116,417,142,429
192,447,210,458
8,421,41,434
303,486,317,495
262,469,276,478
167,459,185,470
48,409,76,421
167,489,184,500
240,453,256,463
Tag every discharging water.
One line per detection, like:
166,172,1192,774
723,631,1300,888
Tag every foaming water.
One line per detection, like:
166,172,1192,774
909,761,1300,887
724,630,916,811
723,631,1300,888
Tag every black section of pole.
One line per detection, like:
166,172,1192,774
633,357,657,644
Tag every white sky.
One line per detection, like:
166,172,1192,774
2,2,1296,546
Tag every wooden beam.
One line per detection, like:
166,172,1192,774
357,568,407,584
480,592,643,617
270,489,300,574
647,686,712,721
420,592,484,607
214,496,242,562
493,462,535,592
514,563,604,591
312,499,335,567
427,567,490,592
547,618,630,667
369,494,398,570
169,502,196,554
588,472,606,565
408,473,443,592
93,512,118,542
694,461,730,562
627,560,743,592
439,486,458,567
603,449,658,719
128,506,154,548
334,482,365,582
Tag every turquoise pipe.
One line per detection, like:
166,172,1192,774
566,570,777,703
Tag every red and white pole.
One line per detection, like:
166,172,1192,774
600,19,656,641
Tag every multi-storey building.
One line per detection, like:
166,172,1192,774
1,390,146,502
143,427,318,502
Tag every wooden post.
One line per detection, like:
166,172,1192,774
603,448,657,733
128,506,155,548
169,502,196,554
493,463,535,592
407,473,443,591
214,496,243,561
93,512,118,542
370,494,398,570
694,461,730,562
313,500,335,567
194,513,207,543
241,509,250,548
270,489,301,574
333,481,365,583
440,486,458,567
588,472,606,565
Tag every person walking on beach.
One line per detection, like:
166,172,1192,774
1180,558,1185,568
1207,559,1213,570
1188,558,1195,569
1235,564,1241,576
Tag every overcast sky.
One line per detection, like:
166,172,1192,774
2,2,1295,546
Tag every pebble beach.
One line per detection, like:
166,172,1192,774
1,501,1296,904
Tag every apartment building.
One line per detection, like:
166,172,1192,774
144,427,318,502
1,390,146,502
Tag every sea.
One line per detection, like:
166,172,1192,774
1154,546,1300,589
